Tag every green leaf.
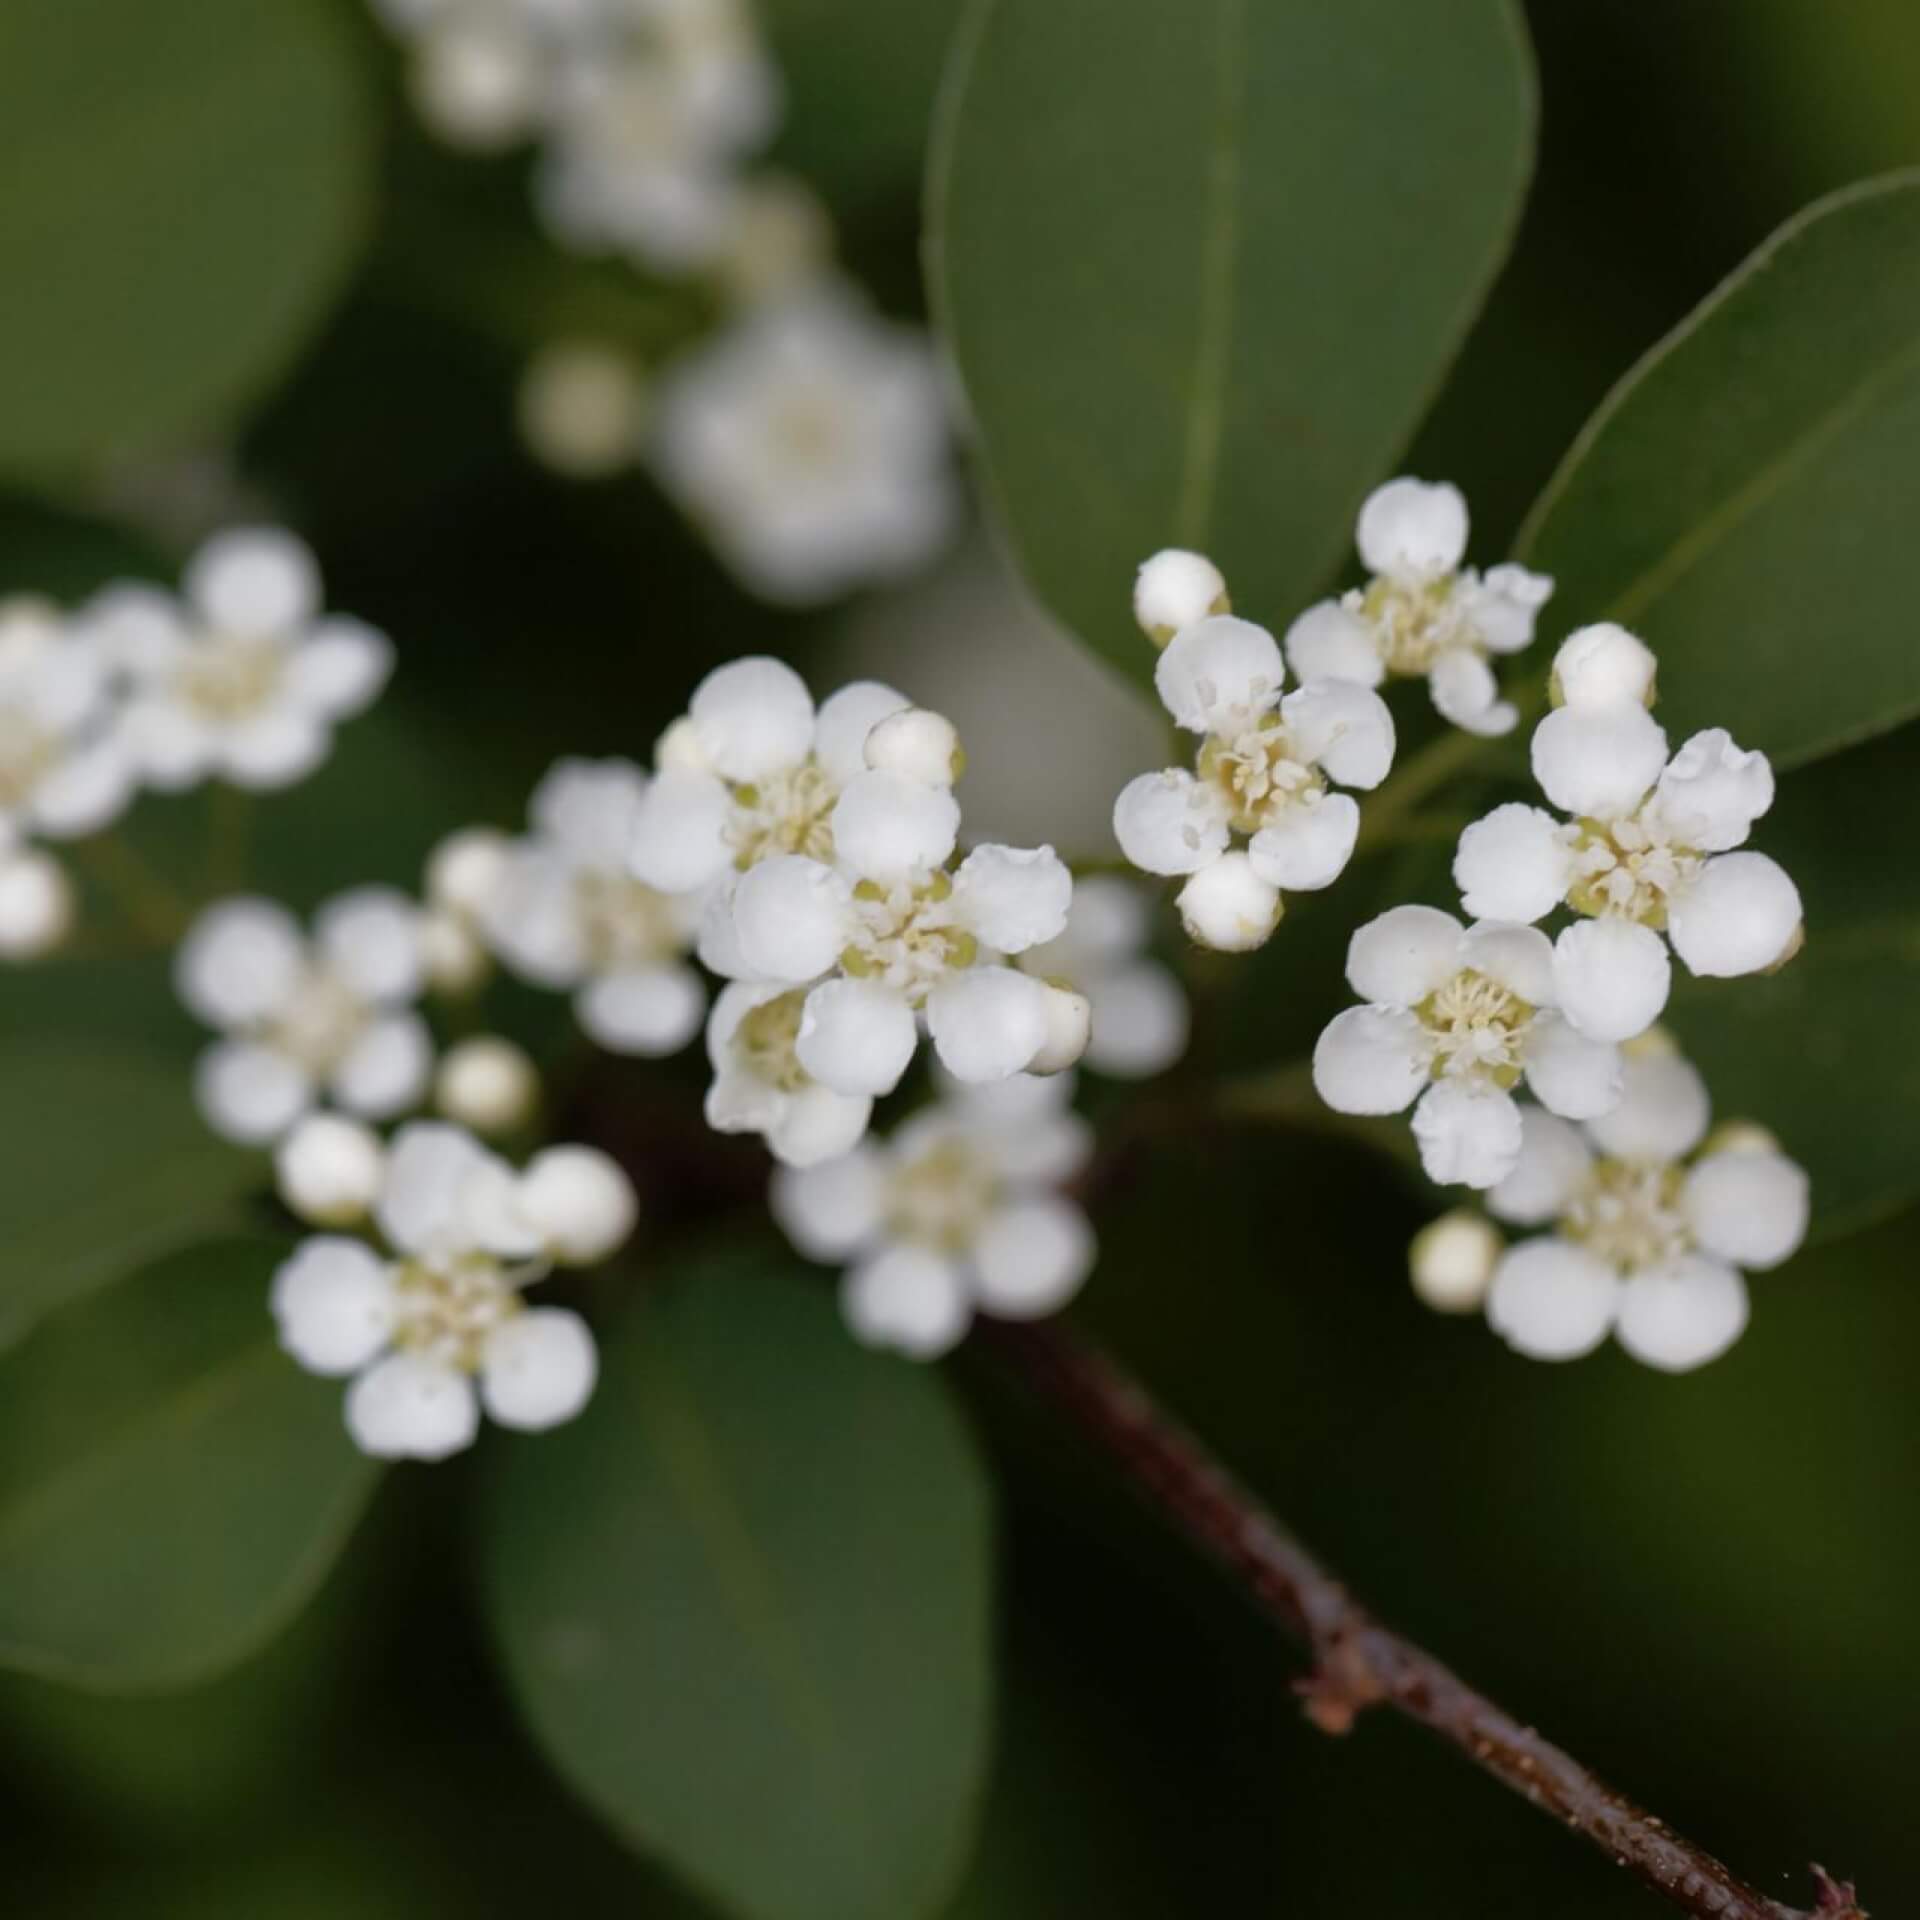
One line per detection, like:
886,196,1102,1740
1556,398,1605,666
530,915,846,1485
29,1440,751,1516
1518,172,1920,768
1671,724,1920,1240
928,0,1535,686
0,1238,378,1691
0,1048,258,1352
0,0,373,479
483,1257,993,1920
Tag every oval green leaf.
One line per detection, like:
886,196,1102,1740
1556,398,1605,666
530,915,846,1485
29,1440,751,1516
0,1048,258,1352
0,1238,379,1691
1518,172,1920,768
928,0,1536,686
482,1257,993,1920
0,0,373,479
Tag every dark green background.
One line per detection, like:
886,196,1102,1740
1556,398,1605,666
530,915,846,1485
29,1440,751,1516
2,2,1914,1914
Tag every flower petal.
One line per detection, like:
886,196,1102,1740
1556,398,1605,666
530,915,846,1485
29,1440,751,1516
1486,1239,1619,1360
1412,1081,1524,1189
1280,681,1396,789
766,1085,873,1167
1247,793,1359,892
1154,614,1284,733
771,1145,888,1260
175,897,306,1027
628,766,736,893
811,679,909,785
952,843,1072,953
1584,1050,1711,1161
345,1353,479,1460
481,1308,599,1430
1667,852,1802,978
1487,1108,1594,1226
1311,1005,1429,1115
1529,703,1669,819
973,1199,1095,1319
1682,1149,1810,1271
830,769,960,881
731,854,851,982
1344,903,1462,1007
332,1013,433,1119
926,967,1049,1082
1427,648,1516,737
577,964,707,1056
1356,477,1468,579
688,655,815,780
1551,917,1671,1043
841,1245,971,1360
1282,599,1383,686
316,887,424,1003
283,617,393,717
1521,1012,1622,1122
1615,1256,1749,1372
1112,768,1230,877
186,527,319,636
796,976,918,1095
1453,803,1570,924
269,1237,394,1375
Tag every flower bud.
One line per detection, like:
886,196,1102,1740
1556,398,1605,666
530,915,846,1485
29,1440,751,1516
1410,1210,1502,1313
1027,983,1091,1075
435,1035,539,1136
1549,623,1658,711
276,1113,386,1227
0,850,73,960
864,706,963,788
519,1145,638,1265
1176,852,1280,952
1132,549,1228,646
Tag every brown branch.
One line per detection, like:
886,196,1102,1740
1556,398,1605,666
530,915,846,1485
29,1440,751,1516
988,1318,1864,1920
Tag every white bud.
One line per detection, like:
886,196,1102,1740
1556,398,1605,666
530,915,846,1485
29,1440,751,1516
519,1145,638,1264
1026,983,1092,1075
435,1035,539,1135
275,1113,386,1227
863,706,963,788
421,909,490,994
1551,623,1658,711
1133,549,1228,644
518,342,648,480
1176,853,1281,952
1410,1210,1502,1313
0,850,74,960
427,828,510,920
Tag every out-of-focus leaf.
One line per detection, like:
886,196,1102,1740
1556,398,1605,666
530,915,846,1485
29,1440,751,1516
928,0,1535,687
0,1238,378,1690
1671,723,1920,1239
0,1050,256,1351
760,0,967,217
1519,173,1920,766
483,1256,993,1920
0,0,373,479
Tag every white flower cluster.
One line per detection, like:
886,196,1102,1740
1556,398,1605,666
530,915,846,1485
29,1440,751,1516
1115,555,1397,952
628,657,1087,1164
1453,622,1802,1043
371,0,780,273
773,1072,1094,1359
271,1119,636,1457
1410,1037,1809,1372
1285,477,1554,737
1314,624,1802,1189
0,529,389,963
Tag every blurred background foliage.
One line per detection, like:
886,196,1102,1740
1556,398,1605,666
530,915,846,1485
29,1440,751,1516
2,0,1917,1914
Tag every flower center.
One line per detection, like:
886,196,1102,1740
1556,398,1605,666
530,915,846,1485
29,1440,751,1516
0,705,58,810
1416,967,1534,1088
391,1251,523,1372
1562,1158,1690,1272
573,868,683,970
1198,724,1324,834
887,1138,997,1252
1356,574,1470,676
734,988,810,1092
175,633,285,723
1566,809,1703,928
840,870,975,1005
728,760,838,868
268,971,369,1075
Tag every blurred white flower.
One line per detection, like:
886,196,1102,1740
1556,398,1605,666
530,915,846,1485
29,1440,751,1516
485,757,707,1055
1019,873,1189,1078
0,844,74,961
1112,604,1396,950
87,527,392,794
702,981,874,1167
422,825,512,993
772,1073,1095,1359
1470,1040,1810,1371
1282,477,1553,737
1453,627,1803,1044
176,889,433,1145
1312,905,1625,1190
651,285,956,604
436,1033,542,1134
712,172,834,308
0,597,135,845
270,1121,635,1459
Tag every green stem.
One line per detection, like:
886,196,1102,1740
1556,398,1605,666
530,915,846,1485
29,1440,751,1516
72,834,193,947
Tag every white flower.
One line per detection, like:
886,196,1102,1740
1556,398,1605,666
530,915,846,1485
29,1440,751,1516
1282,477,1553,737
712,172,833,308
1132,549,1229,646
422,825,512,993
484,757,707,1056
409,6,549,149
772,1073,1095,1359
0,597,135,845
1312,905,1625,1190
650,285,956,604
1112,609,1396,950
1019,874,1189,1078
629,656,908,900
1409,1207,1503,1313
702,981,873,1167
88,528,392,794
269,1121,636,1459
276,1112,386,1227
1476,1041,1809,1371
1453,634,1802,1043
706,740,1082,1099
176,889,433,1145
